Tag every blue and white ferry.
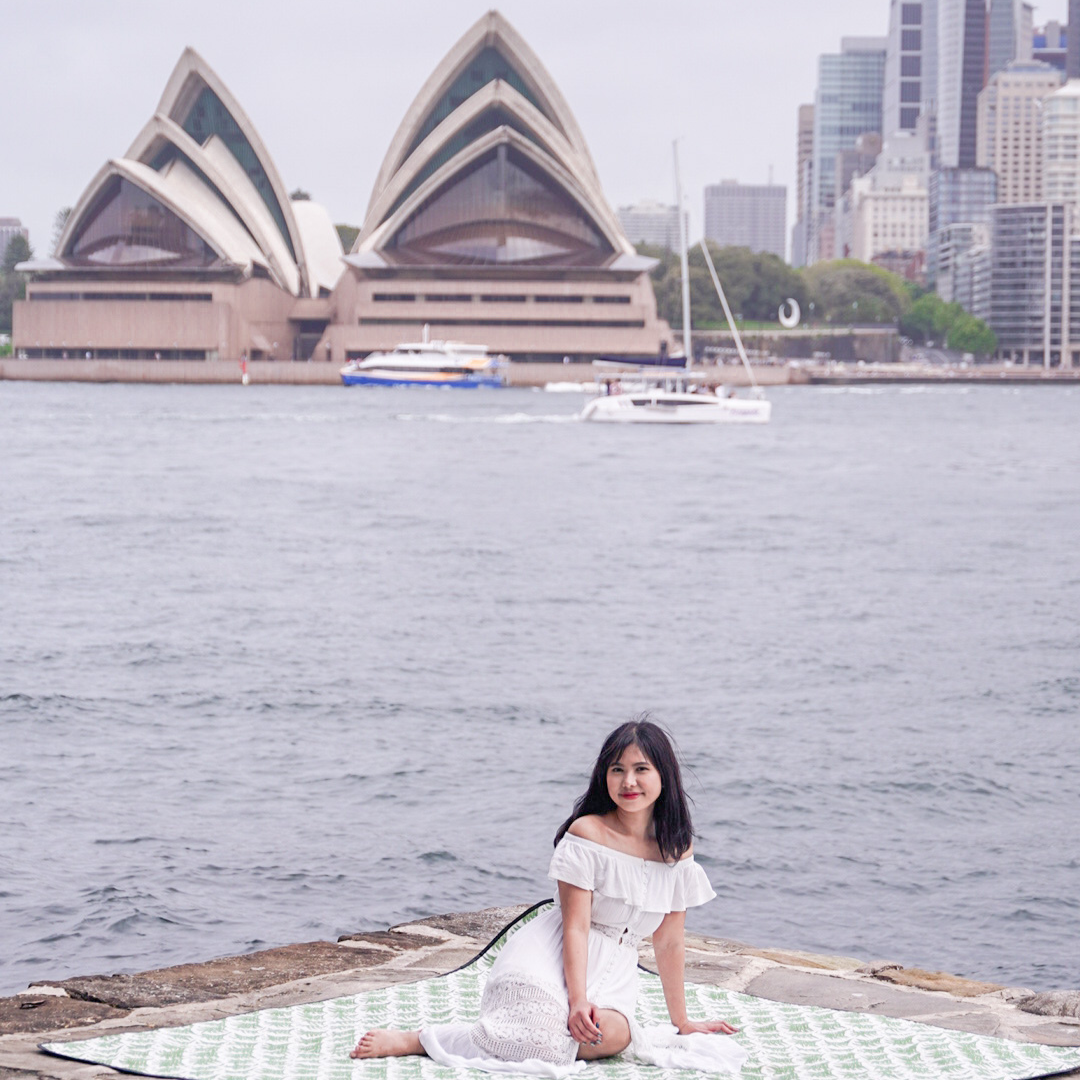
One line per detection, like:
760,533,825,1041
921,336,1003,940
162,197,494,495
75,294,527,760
340,339,507,388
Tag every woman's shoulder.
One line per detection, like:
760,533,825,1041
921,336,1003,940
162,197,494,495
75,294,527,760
565,815,609,843
564,816,685,864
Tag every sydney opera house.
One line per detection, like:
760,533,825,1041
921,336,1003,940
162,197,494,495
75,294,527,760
15,12,672,365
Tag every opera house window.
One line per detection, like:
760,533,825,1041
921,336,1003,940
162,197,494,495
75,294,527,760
65,177,221,268
407,46,552,157
387,145,612,266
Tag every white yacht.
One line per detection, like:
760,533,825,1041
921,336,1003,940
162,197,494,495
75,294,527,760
580,370,771,424
580,144,772,426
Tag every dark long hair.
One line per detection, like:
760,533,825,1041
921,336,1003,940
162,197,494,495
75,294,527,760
554,717,694,863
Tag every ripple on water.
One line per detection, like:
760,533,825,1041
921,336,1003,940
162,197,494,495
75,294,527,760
0,384,1078,993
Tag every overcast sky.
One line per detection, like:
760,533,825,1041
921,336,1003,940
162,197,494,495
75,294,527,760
2,0,1068,255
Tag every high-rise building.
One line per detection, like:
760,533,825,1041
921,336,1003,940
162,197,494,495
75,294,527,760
703,181,787,259
835,133,884,203
953,237,992,321
796,105,814,223
1069,0,1080,78
848,131,930,270
833,133,885,259
883,0,939,139
810,37,887,262
929,168,999,236
1033,21,1068,71
976,61,1063,203
927,166,997,287
936,221,990,307
617,201,685,253
1043,80,1080,205
0,217,29,258
988,0,1034,79
990,202,1080,366
791,104,815,267
937,0,989,168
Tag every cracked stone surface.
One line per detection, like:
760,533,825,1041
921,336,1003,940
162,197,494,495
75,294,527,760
1,904,1078,1080
43,940,406,1011
1020,991,1080,1019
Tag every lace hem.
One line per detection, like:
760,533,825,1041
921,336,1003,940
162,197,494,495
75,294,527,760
470,972,577,1066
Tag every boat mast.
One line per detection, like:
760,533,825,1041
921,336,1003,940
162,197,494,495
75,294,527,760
673,140,692,365
699,239,760,392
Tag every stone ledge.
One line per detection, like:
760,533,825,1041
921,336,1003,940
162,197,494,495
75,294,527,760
2,904,1077,1080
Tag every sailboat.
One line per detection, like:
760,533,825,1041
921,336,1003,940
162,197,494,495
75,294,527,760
580,145,771,424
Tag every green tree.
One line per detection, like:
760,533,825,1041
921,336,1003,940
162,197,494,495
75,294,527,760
801,260,912,324
899,291,996,354
946,313,997,356
0,234,33,335
51,207,72,254
899,292,961,342
643,242,808,328
335,223,359,253
3,234,31,273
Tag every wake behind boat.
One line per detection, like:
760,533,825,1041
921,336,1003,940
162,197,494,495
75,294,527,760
341,339,507,388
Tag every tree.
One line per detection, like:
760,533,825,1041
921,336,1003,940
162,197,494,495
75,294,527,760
335,224,360,253
643,242,807,328
898,291,996,354
3,234,31,273
801,260,912,324
51,207,72,254
899,293,940,342
946,313,997,356
899,292,967,343
0,234,33,334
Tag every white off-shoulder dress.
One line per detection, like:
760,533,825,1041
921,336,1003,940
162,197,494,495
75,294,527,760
419,833,748,1077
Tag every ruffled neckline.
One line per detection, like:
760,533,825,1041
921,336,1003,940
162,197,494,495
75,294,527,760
560,831,695,869
550,832,716,914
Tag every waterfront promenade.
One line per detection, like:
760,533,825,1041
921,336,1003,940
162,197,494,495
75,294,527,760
2,907,1078,1078
3,357,1080,387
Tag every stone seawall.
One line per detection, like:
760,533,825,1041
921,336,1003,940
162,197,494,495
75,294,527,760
4,358,1080,389
0,359,342,385
1,907,1078,1079
693,327,901,364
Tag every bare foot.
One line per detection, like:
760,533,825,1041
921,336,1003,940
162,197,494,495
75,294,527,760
350,1029,424,1059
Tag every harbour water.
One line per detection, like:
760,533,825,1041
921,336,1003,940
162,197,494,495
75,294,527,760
1,381,1077,997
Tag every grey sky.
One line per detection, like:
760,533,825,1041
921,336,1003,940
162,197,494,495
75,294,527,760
2,0,1068,255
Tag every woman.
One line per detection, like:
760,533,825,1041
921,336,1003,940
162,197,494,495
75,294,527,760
351,719,747,1076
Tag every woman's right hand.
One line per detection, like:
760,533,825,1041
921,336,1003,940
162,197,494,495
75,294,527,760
567,999,603,1045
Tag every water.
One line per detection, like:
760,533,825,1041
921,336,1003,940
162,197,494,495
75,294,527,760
1,381,1077,997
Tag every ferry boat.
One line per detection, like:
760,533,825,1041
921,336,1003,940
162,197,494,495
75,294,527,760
340,339,507,388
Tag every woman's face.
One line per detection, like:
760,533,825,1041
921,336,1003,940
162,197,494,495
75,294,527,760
606,743,662,816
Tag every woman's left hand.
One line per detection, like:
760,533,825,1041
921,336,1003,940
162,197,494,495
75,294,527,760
677,1019,739,1036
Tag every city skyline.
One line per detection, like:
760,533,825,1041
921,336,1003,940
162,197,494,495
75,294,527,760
3,0,1066,260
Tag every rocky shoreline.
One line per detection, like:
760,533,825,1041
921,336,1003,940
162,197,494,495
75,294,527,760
2,906,1078,1079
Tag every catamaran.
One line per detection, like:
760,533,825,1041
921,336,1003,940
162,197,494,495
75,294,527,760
580,144,771,425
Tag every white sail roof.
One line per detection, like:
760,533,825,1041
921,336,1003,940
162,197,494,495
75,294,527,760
55,47,341,296
357,11,634,267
